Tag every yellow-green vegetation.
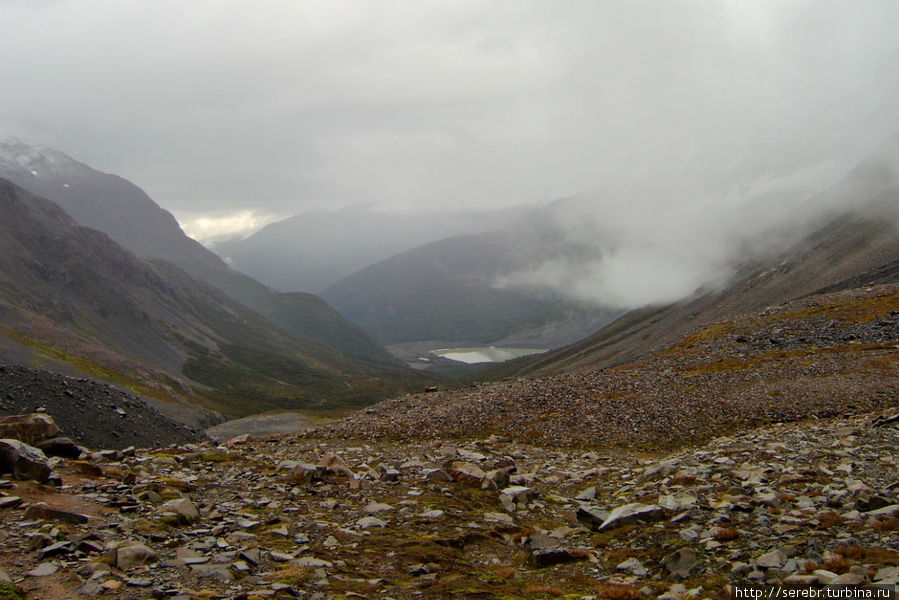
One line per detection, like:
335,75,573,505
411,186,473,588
663,322,735,355
155,477,191,491
269,566,309,586
682,342,897,375
2,328,183,404
0,582,23,600
200,451,240,463
774,292,899,324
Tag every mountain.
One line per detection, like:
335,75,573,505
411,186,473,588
484,160,899,379
0,135,224,270
0,177,425,421
216,206,524,293
321,207,616,348
0,135,402,372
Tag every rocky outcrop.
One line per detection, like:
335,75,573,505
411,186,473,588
0,413,59,445
0,439,51,482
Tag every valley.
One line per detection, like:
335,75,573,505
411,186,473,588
2,5,898,598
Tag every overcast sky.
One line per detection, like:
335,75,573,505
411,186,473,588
1,0,898,242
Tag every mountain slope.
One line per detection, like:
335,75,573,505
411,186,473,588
180,262,402,371
485,164,899,379
217,206,524,293
0,135,224,270
322,211,614,347
0,178,423,419
0,135,404,371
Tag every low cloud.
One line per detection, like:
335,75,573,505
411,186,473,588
177,210,280,245
496,151,899,310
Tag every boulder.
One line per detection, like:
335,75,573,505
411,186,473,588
158,498,200,524
0,413,60,445
23,502,89,524
575,506,610,530
318,453,354,479
36,437,84,459
447,461,486,485
114,543,157,570
0,439,52,482
598,503,665,531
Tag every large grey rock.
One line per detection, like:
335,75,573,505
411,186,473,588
575,506,610,530
115,543,156,570
0,439,51,482
158,498,200,523
447,461,486,485
0,413,59,445
35,437,83,459
598,503,665,531
23,502,88,524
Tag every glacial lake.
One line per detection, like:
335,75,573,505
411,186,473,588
430,346,547,364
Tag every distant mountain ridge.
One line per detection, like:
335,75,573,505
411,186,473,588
321,206,616,348
216,206,525,293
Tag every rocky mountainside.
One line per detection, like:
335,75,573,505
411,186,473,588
0,363,207,449
325,282,898,449
485,165,899,379
0,135,405,374
0,135,224,271
0,178,425,421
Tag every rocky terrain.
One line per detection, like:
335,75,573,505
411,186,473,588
0,280,895,599
0,407,895,600
0,363,208,449
326,284,898,450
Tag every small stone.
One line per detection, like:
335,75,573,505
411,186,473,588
270,550,294,562
484,512,515,526
575,506,610,530
191,564,234,582
75,581,104,596
530,548,583,568
38,541,75,558
292,556,333,568
756,549,787,569
617,557,648,576
363,502,394,514
574,486,597,502
665,548,697,579
0,496,22,509
357,516,387,528
26,562,58,577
